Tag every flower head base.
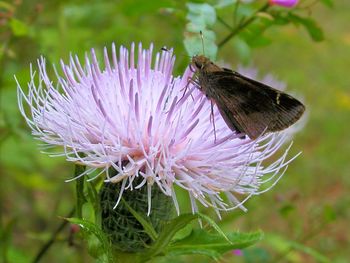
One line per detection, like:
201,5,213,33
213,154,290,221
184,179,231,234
269,0,299,8
17,43,299,216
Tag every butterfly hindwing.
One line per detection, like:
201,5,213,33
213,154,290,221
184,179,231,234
203,70,305,139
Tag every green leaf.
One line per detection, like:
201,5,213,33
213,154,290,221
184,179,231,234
9,18,29,36
183,29,217,60
196,213,230,243
147,213,199,257
279,204,296,217
168,229,264,259
239,20,273,48
320,0,333,8
7,247,29,263
147,213,237,258
184,2,217,59
232,37,251,64
171,224,193,242
0,1,15,12
65,217,114,262
323,205,337,222
256,12,274,21
248,35,271,48
236,4,255,18
214,0,237,9
0,217,17,262
271,13,290,25
120,0,174,16
186,2,216,27
121,198,158,241
288,14,324,41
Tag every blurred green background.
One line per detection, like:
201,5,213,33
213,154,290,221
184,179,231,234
1,0,349,262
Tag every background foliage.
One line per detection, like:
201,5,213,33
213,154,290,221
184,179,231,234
1,0,349,262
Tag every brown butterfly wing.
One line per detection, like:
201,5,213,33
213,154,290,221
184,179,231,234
203,70,305,140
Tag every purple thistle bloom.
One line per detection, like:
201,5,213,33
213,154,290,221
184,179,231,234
17,43,300,216
269,0,299,8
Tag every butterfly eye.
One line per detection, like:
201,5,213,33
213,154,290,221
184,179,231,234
195,61,202,69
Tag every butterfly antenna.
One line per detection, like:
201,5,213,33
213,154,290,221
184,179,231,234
199,31,205,56
161,47,191,58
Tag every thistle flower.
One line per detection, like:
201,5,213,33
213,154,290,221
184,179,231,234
269,0,299,8
17,43,300,216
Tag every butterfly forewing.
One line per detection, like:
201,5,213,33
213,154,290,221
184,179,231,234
195,62,305,140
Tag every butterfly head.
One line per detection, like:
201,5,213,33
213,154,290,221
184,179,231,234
192,55,210,69
191,55,222,73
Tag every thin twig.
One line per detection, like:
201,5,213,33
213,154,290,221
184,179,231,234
32,208,75,263
218,3,269,48
217,16,234,31
233,0,240,26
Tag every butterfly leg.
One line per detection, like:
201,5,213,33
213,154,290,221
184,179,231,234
189,64,196,73
178,77,198,103
210,100,217,142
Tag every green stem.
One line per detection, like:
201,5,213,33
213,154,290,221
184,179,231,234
218,3,270,48
75,164,87,218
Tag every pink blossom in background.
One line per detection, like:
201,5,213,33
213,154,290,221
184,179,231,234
232,249,243,256
269,0,299,8
17,43,300,216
